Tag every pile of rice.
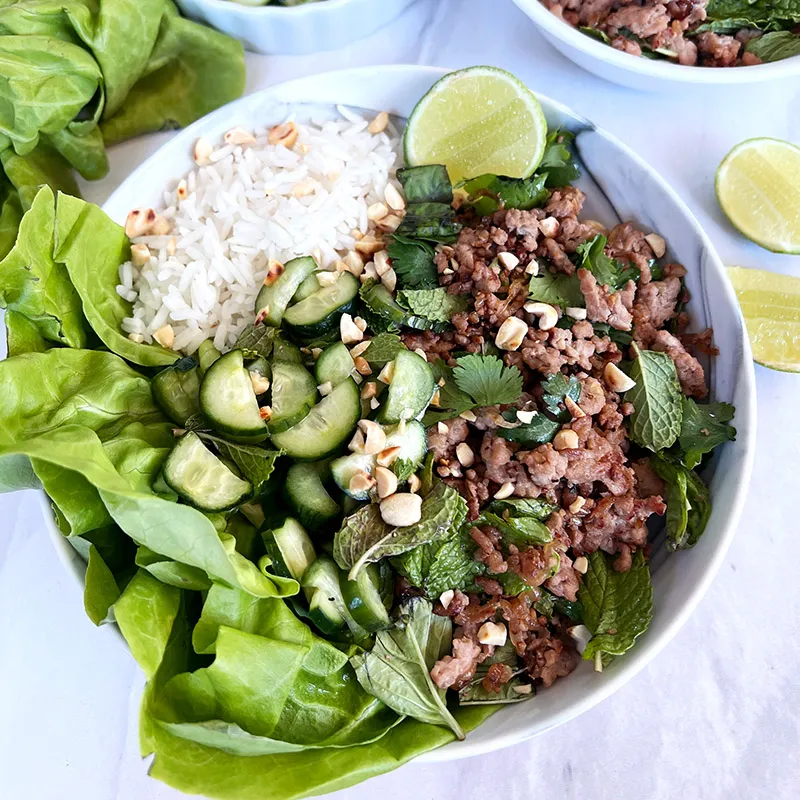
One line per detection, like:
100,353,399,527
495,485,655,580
117,108,402,353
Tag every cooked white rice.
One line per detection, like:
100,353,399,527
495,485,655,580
118,109,402,353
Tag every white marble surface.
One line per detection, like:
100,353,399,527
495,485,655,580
1,1,798,798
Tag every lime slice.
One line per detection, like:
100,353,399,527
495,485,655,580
728,265,800,372
404,66,547,184
716,138,800,254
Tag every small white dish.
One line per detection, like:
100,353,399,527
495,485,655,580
175,0,419,55
44,65,756,762
512,0,800,91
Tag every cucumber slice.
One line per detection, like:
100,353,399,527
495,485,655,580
330,452,376,500
199,350,268,440
254,256,317,326
302,557,347,635
270,361,318,433
384,420,428,469
341,563,391,632
152,357,201,425
360,281,448,332
283,272,359,340
196,340,221,375
284,462,341,530
163,432,252,511
292,273,320,303
272,336,304,364
262,517,316,581
315,342,355,388
377,350,435,424
270,378,361,461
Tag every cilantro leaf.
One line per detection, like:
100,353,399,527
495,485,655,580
387,235,438,289
452,354,523,407
363,333,406,367
397,288,467,324
626,344,683,452
420,360,475,425
539,129,581,187
576,235,639,291
528,270,584,307
397,165,453,204
676,398,736,469
579,550,654,664
541,372,582,421
651,455,712,550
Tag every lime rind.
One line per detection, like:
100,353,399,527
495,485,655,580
404,66,547,184
716,138,800,256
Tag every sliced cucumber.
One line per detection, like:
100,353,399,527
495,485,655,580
196,340,221,375
330,452,376,500
283,272,359,340
163,432,252,511
254,256,317,326
152,357,201,425
284,462,341,530
377,350,435,424
270,361,318,433
341,563,391,632
302,557,347,635
152,468,179,501
262,517,316,581
315,342,355,388
272,336,304,364
199,350,268,441
292,273,320,303
384,420,428,470
270,378,361,461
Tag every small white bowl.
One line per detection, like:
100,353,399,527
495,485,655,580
45,65,756,763
175,0,419,55
512,0,800,91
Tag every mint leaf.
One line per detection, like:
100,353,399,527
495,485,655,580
351,597,464,738
703,0,800,32
462,173,549,216
363,333,405,367
579,550,654,663
528,271,584,307
576,235,639,291
489,496,559,521
651,455,712,551
676,398,736,469
387,235,438,289
477,512,552,548
333,482,468,578
453,354,523,407
626,345,683,451
397,165,453,204
746,30,800,61
541,372,582,421
396,203,461,244
197,433,281,493
397,288,467,324
232,323,276,358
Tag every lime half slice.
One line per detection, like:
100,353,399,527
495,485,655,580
404,66,547,184
728,265,800,372
716,138,800,254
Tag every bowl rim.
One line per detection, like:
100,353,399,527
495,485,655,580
40,64,757,763
512,0,800,84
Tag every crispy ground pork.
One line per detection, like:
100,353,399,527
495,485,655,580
416,187,712,692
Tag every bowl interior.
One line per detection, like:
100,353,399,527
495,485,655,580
48,65,756,761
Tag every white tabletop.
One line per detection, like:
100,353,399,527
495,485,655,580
1,1,799,798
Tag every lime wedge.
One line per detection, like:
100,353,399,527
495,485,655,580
716,138,800,254
728,265,800,372
404,66,547,184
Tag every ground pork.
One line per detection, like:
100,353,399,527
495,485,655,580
524,629,580,687
482,662,515,693
633,277,682,343
545,551,580,601
564,416,635,496
578,269,635,331
545,187,586,219
518,444,569,488
431,637,483,690
652,329,708,398
428,417,469,461
697,31,741,67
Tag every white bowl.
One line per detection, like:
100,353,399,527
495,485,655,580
44,65,756,763
512,0,800,91
175,0,419,54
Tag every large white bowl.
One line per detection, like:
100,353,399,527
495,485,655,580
512,0,800,91
175,0,419,54
44,65,756,763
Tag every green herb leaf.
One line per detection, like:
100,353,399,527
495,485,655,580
333,482,468,579
363,333,406,366
421,360,475,425
746,30,800,60
233,324,276,358
575,235,639,291
397,165,453,204
627,344,683,451
541,372,582,421
396,202,461,244
452,354,523,407
197,433,281,494
458,646,532,705
476,512,552,548
397,288,467,324
392,458,418,483
703,1,800,33
676,398,736,469
534,590,584,622
528,270,585,307
579,550,654,663
462,172,549,216
539,129,581,187
489,497,559,520
496,412,560,445
387,235,438,289
351,597,464,738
